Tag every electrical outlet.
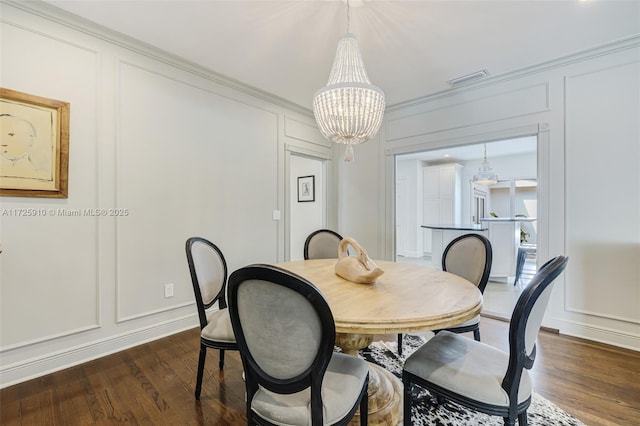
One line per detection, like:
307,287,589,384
164,283,174,298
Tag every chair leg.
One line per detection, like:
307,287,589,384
398,333,403,356
359,385,368,426
219,349,225,370
518,411,528,426
514,247,527,285
195,345,207,400
503,418,516,426
402,379,412,425
473,328,481,341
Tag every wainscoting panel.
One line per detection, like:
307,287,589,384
565,60,640,325
115,60,279,322
0,20,101,348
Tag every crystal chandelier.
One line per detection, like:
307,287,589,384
312,0,385,162
473,144,498,186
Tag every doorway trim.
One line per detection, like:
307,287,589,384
383,123,549,268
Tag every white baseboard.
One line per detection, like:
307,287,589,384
550,317,640,352
397,250,422,258
0,315,198,388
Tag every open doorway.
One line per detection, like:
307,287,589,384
395,135,537,319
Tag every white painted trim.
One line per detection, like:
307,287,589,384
116,302,194,324
385,124,541,157
548,317,640,352
0,324,100,353
0,314,198,389
3,0,311,116
398,250,422,259
284,143,332,160
387,34,640,111
383,124,544,262
284,145,335,260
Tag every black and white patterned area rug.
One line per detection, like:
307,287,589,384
358,334,585,426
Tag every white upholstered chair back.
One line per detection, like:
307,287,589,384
304,229,344,260
236,279,323,379
442,233,492,292
190,239,226,306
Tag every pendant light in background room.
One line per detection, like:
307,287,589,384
312,0,385,162
473,144,498,186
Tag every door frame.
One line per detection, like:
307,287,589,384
284,144,334,260
384,123,550,267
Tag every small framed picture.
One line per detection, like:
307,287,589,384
297,175,315,202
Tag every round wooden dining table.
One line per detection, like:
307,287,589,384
275,259,483,426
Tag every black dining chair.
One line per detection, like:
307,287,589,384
402,256,569,426
398,233,492,355
304,229,344,259
228,264,369,426
185,237,238,400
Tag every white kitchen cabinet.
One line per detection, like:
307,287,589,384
422,164,462,254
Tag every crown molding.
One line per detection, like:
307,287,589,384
1,0,313,117
388,33,640,112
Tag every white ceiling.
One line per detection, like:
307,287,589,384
43,0,640,110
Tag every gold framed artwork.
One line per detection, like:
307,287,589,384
0,88,70,198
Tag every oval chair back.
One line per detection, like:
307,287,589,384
228,264,369,425
442,233,493,294
304,229,344,259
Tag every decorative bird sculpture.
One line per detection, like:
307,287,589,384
334,237,384,284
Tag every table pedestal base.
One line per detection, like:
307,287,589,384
336,333,403,426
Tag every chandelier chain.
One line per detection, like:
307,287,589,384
346,0,350,33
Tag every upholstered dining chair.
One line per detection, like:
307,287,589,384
185,237,238,400
227,264,369,426
398,233,492,355
304,229,344,259
402,256,569,426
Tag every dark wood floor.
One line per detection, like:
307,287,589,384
2,317,639,425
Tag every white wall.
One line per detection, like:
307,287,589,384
340,35,640,350
337,139,383,259
0,2,330,386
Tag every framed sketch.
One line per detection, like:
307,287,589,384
297,175,315,202
1,88,70,198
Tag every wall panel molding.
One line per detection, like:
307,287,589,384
3,0,312,117
564,59,640,326
0,314,197,389
0,14,102,350
116,302,195,324
549,316,640,352
284,116,330,148
386,82,550,143
387,34,640,111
